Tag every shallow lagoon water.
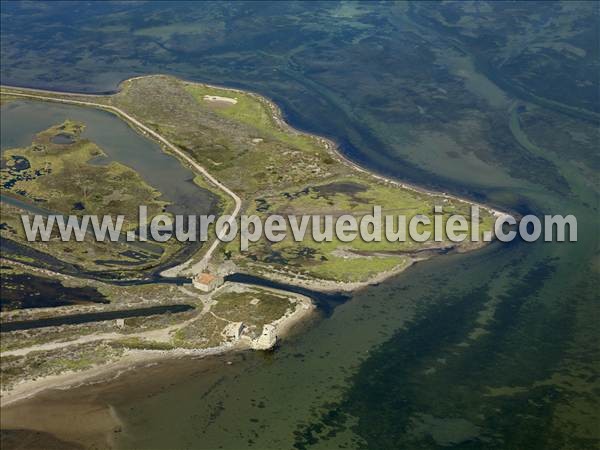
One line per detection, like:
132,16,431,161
2,107,595,448
1,100,216,216
0,4,598,449
1,87,597,450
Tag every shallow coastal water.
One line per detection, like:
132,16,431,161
2,85,597,450
1,3,598,449
2,149,595,450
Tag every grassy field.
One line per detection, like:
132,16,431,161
211,288,294,330
111,76,495,283
1,120,166,226
173,285,298,347
0,119,188,272
1,77,495,284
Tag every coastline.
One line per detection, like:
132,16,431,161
1,75,506,409
244,239,494,293
0,288,316,408
1,76,510,219
181,78,510,219
1,77,509,288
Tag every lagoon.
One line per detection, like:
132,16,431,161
0,4,598,447
1,100,217,217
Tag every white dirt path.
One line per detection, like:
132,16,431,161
1,88,242,277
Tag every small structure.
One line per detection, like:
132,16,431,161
252,324,277,350
192,272,223,292
203,94,238,105
223,322,245,340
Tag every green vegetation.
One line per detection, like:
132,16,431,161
0,201,171,272
1,76,495,284
1,120,165,227
229,178,494,282
112,76,495,284
172,313,228,349
1,3,597,448
0,282,305,388
0,120,189,272
173,286,299,347
185,84,320,153
211,288,294,330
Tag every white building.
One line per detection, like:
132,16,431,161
223,322,245,340
252,324,277,350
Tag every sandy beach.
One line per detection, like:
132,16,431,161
0,288,315,409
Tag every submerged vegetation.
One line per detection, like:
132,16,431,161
0,74,495,414
2,75,494,285
0,2,597,448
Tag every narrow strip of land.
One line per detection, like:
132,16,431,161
1,89,242,276
2,79,508,287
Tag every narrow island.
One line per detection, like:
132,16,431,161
0,75,502,406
